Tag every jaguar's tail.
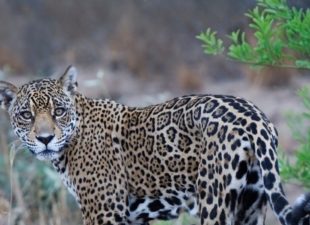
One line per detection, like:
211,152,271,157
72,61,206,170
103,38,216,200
255,124,310,225
290,193,310,225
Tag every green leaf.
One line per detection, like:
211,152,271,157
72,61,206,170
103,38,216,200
228,30,241,44
196,28,225,55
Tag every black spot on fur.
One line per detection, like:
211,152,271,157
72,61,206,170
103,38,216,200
225,193,231,207
201,206,208,219
226,174,232,186
200,168,207,177
174,97,191,109
231,139,241,151
212,105,228,118
233,117,247,126
165,98,178,109
204,100,219,113
207,194,213,204
210,205,218,220
218,125,228,143
230,189,238,211
246,122,258,134
242,188,259,209
207,121,219,136
130,198,146,211
271,193,288,214
201,117,209,132
114,213,123,222
148,200,165,212
264,173,276,190
200,190,206,200
222,112,237,123
257,137,267,155
113,137,119,144
220,209,226,224
172,108,184,124
157,112,171,130
194,107,202,120
236,160,248,179
251,114,261,121
247,171,259,184
137,213,149,220
269,149,275,161
232,155,240,170
167,127,177,142
261,157,273,170
165,196,182,206
260,129,269,140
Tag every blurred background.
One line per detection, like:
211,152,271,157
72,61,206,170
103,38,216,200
0,0,310,224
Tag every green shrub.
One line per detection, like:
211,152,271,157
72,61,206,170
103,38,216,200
280,87,310,188
197,0,310,69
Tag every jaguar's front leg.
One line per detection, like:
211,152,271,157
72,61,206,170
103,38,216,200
75,148,129,225
79,180,129,225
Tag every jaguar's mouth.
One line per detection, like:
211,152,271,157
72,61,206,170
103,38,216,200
38,149,58,155
35,148,64,160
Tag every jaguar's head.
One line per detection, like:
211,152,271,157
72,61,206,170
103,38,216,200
0,66,78,160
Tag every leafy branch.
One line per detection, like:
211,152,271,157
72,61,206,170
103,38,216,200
196,28,224,55
197,0,310,69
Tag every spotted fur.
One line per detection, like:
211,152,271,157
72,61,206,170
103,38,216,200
0,66,309,225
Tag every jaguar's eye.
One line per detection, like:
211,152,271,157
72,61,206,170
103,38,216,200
20,111,32,120
54,107,66,117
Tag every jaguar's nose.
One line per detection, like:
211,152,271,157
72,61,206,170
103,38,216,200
36,135,55,145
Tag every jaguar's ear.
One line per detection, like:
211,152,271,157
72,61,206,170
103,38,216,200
0,81,17,111
59,65,78,96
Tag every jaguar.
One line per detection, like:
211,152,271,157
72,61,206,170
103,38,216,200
0,66,309,225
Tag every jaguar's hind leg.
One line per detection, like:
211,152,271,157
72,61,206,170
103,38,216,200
234,162,267,225
197,128,254,225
